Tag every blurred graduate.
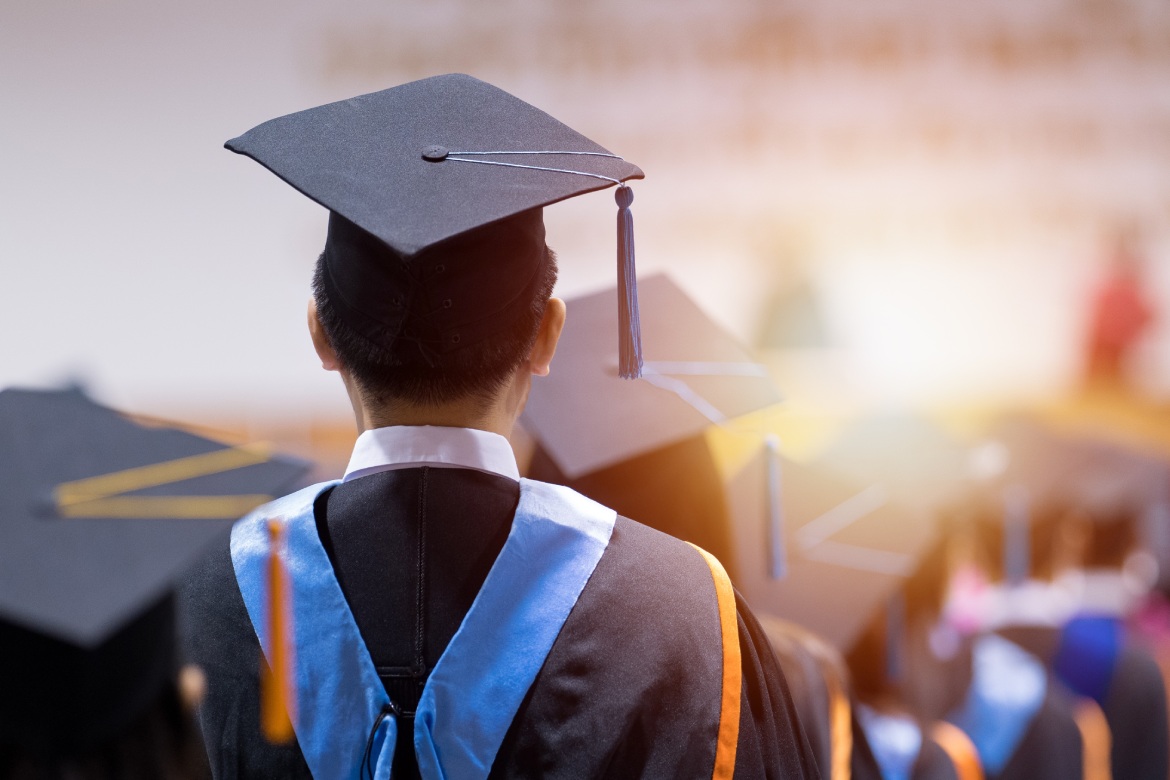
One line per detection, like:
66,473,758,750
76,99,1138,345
0,388,306,779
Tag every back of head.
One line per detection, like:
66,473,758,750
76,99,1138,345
1071,501,1140,571
312,211,559,408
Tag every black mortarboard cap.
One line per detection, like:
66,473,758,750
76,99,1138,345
522,273,781,479
0,388,309,755
726,451,938,651
1061,438,1170,517
817,414,973,512
227,73,648,376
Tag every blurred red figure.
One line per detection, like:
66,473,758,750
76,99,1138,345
1085,232,1155,389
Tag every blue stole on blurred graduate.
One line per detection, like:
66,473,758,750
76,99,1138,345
1053,614,1124,706
947,633,1048,775
230,478,616,780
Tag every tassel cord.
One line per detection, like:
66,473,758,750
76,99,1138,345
616,185,643,379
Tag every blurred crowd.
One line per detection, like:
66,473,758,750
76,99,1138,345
8,272,1170,778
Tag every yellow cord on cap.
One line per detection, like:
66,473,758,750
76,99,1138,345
57,495,274,519
54,443,275,520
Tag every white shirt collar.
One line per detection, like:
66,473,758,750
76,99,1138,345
343,425,520,483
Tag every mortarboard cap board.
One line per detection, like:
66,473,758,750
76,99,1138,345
726,450,938,651
227,73,648,376
522,273,781,479
975,417,1081,504
0,387,309,755
1061,438,1170,518
817,414,973,513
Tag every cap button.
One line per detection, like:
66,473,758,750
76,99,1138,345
422,145,449,162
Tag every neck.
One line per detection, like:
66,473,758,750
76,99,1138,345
343,370,531,438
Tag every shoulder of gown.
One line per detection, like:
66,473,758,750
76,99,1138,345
177,535,312,780
491,514,821,779
1103,642,1169,780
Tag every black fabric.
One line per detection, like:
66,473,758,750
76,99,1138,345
181,468,822,779
732,592,823,779
760,624,832,773
849,711,883,780
1102,644,1170,780
0,594,175,756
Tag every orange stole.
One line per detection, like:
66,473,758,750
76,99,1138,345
930,721,984,780
689,544,742,780
1073,698,1112,780
261,519,296,744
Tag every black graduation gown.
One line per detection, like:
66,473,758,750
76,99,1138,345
757,614,883,780
999,623,1170,780
180,467,821,779
757,620,836,776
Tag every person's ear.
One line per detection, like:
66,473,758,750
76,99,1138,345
528,297,566,377
178,664,207,710
307,298,341,372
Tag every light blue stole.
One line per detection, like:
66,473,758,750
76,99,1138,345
946,633,1048,775
230,477,616,779
855,704,923,780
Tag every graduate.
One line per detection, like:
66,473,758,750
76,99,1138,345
522,276,846,776
0,387,306,779
182,74,822,779
974,431,1170,780
846,511,1098,780
726,450,960,780
523,272,782,582
844,536,985,780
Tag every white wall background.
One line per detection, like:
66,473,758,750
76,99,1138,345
4,0,1170,422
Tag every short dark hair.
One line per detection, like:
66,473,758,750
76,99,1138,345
312,247,558,407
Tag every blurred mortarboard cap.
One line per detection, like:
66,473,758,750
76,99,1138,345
0,387,309,755
1060,438,1170,519
726,450,937,651
817,413,973,512
968,418,1167,516
971,416,1082,507
227,73,648,376
522,273,781,479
